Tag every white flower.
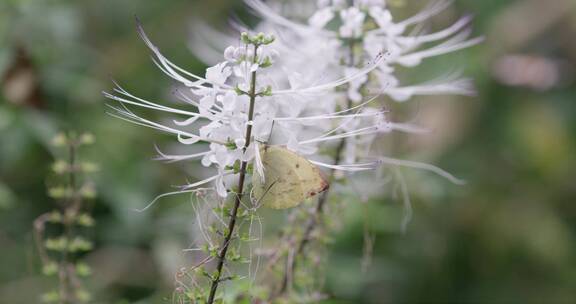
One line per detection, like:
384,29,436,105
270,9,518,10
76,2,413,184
357,0,385,8
205,62,232,85
224,46,246,63
368,6,394,30
339,7,365,38
309,7,335,28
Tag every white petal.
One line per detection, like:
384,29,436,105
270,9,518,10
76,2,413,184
174,116,200,126
178,134,201,145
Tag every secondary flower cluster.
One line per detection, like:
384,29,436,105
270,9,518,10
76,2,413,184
192,0,480,177
310,0,482,101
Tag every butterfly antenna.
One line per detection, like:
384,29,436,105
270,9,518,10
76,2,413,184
266,120,276,145
253,179,279,209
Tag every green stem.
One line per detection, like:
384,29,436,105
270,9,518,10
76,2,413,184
60,142,77,304
207,45,259,304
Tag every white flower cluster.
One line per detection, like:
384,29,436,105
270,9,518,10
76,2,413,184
107,0,481,207
105,22,394,201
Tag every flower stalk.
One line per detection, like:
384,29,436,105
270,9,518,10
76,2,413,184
207,44,260,304
34,132,96,304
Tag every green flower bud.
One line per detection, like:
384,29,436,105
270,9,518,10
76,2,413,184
80,162,99,173
79,184,97,199
79,133,95,145
42,262,59,276
52,160,69,174
234,85,248,96
75,263,92,277
48,187,73,199
68,237,93,252
77,213,95,227
41,291,60,303
255,32,265,43
260,85,273,96
241,32,250,44
45,237,68,252
262,34,276,45
76,290,92,303
259,57,273,68
51,133,68,147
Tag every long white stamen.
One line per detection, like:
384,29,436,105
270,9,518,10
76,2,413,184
173,89,224,118
399,15,474,44
310,160,377,172
312,103,373,141
153,146,211,163
103,91,206,118
396,37,484,66
389,123,431,134
273,52,387,95
378,156,466,185
190,195,215,247
134,175,221,212
394,168,413,234
272,110,385,122
107,105,226,145
136,19,234,91
385,78,476,101
299,127,378,145
112,80,192,113
150,57,231,94
244,0,333,37
396,0,453,29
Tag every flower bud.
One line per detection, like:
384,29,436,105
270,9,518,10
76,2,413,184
52,133,68,147
79,133,95,145
240,32,250,44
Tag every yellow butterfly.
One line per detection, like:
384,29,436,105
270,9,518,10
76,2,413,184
252,145,329,209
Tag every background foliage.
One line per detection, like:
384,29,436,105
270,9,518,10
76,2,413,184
1,0,575,303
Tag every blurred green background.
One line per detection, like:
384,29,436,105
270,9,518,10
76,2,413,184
1,0,575,303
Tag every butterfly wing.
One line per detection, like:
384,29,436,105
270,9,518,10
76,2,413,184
253,146,329,209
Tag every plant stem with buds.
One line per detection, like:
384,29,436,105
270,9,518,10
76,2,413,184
60,143,78,304
207,45,260,304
